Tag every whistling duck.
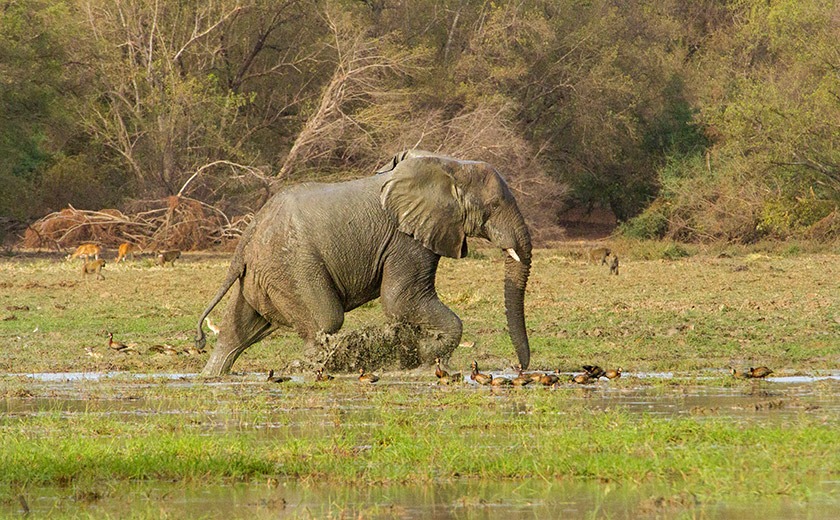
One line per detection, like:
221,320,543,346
582,365,606,379
730,367,749,379
539,373,560,386
470,360,493,385
572,373,594,385
315,368,334,382
511,365,533,386
435,357,450,379
749,366,773,379
490,375,512,386
107,332,135,353
266,369,291,383
358,368,380,384
438,371,463,385
148,344,178,355
604,367,622,380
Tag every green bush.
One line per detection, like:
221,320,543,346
757,197,836,238
618,201,669,240
661,242,690,260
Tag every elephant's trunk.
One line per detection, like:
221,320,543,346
490,206,532,368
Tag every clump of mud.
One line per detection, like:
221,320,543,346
315,322,434,372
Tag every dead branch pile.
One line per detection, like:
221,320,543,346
23,197,249,252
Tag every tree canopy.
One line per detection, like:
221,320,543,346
2,0,838,244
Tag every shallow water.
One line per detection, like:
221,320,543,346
3,371,840,518
6,477,840,519
5,370,839,423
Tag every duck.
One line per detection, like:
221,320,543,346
107,331,136,353
490,375,512,386
749,366,773,379
266,369,291,383
538,373,560,386
572,373,595,385
511,366,533,386
435,357,451,379
437,371,463,385
604,367,622,380
730,367,749,379
358,368,380,384
148,344,178,355
513,363,543,383
314,368,334,382
582,365,606,379
470,360,493,385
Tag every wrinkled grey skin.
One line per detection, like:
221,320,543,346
196,151,532,376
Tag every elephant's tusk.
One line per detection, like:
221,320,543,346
506,248,521,262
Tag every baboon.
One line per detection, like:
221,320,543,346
82,259,106,280
67,244,101,261
116,242,139,263
157,250,181,267
587,246,611,265
609,255,619,275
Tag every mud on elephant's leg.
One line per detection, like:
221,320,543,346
201,285,275,376
384,295,462,367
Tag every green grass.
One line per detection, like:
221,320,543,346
1,380,838,501
1,248,839,373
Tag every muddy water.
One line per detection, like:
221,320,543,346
6,477,840,519
5,371,840,423
3,372,840,518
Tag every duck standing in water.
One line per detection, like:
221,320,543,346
358,368,380,384
470,360,494,385
315,368,334,382
582,365,606,379
511,366,533,386
435,358,461,385
604,368,622,380
572,373,595,385
749,366,773,379
730,367,749,379
266,369,291,383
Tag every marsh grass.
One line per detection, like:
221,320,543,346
1,379,838,501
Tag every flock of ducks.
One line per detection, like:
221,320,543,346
467,360,621,387
105,330,773,386
278,361,774,386
730,366,774,379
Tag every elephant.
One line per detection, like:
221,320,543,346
195,150,532,376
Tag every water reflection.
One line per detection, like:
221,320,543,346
5,478,840,519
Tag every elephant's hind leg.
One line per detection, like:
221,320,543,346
201,284,276,376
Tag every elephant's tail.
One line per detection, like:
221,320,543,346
195,225,254,351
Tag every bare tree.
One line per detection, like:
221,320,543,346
277,9,428,178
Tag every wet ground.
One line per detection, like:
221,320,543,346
3,371,840,518
8,478,840,519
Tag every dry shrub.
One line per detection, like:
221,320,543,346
22,197,246,252
806,209,840,242
23,207,135,250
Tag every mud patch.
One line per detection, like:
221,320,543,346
315,322,436,372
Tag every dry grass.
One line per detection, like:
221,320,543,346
0,244,838,374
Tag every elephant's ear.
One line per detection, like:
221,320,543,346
380,158,467,258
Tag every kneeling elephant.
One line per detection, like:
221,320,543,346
195,150,532,375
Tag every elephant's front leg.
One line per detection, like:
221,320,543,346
380,252,462,366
